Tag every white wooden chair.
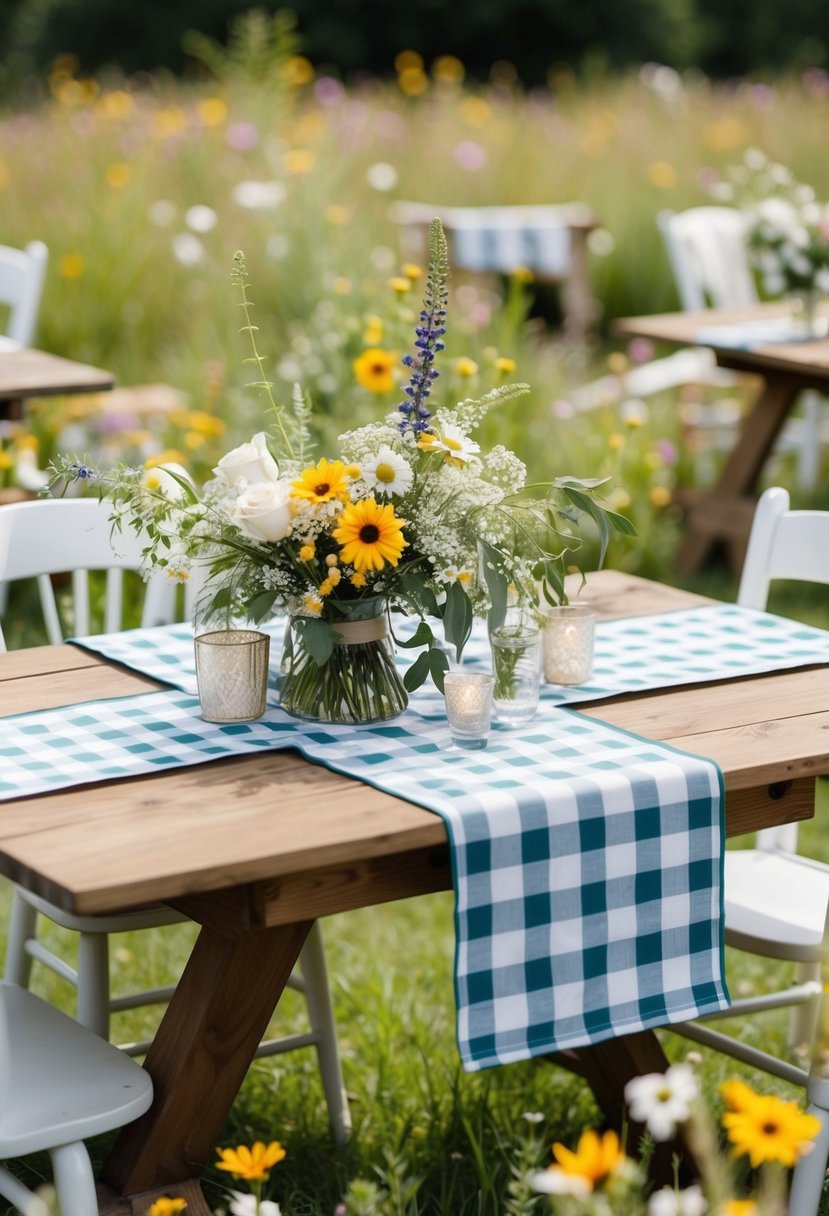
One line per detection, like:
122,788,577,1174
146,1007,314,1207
0,497,351,1144
0,241,48,348
0,979,153,1216
671,486,829,1214
658,207,826,489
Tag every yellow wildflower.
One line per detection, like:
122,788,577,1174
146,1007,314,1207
606,352,628,374
184,431,207,450
494,356,517,375
292,458,351,505
395,50,423,71
510,266,534,284
647,161,677,190
459,96,491,126
282,148,315,175
608,433,625,452
325,553,339,567
433,55,465,85
350,571,367,588
98,90,134,121
389,275,411,293
354,348,396,394
147,1197,187,1216
649,486,671,508
362,315,384,345
398,66,428,96
333,498,408,573
284,55,315,86
721,1203,759,1216
145,450,186,468
299,544,315,562
0,451,13,470
58,253,85,280
723,1091,820,1168
153,107,188,139
402,263,423,280
215,1142,286,1182
319,576,335,597
550,1128,627,1192
455,357,479,377
197,97,228,127
106,161,132,189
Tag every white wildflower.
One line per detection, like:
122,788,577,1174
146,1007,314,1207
625,1063,698,1141
361,446,413,496
648,1184,707,1216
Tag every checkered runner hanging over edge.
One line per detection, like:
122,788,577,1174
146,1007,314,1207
0,674,729,1070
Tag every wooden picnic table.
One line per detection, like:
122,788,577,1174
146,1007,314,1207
0,569,826,1211
615,302,829,575
0,345,114,421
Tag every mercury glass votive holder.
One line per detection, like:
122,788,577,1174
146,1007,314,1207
194,629,270,723
443,671,496,750
542,605,596,686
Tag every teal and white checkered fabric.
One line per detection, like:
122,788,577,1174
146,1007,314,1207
0,674,727,1070
73,603,829,711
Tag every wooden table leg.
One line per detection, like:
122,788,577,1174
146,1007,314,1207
549,1030,696,1183
561,228,596,346
676,375,800,576
102,918,312,1197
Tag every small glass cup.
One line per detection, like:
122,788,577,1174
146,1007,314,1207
490,625,542,727
443,672,496,750
194,629,270,723
543,605,596,685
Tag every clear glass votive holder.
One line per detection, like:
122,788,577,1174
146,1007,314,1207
443,672,496,750
490,625,542,727
543,605,596,685
194,629,270,723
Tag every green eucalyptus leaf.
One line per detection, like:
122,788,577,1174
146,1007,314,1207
561,486,611,567
397,621,436,649
443,580,474,663
247,590,278,622
428,646,450,694
295,617,336,666
403,650,431,692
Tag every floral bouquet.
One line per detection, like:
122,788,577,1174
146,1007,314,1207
48,220,631,725
713,150,829,310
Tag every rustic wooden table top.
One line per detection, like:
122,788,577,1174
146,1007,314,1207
615,302,829,383
0,570,824,920
0,346,114,401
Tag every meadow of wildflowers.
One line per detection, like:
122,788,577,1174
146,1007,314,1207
2,39,829,582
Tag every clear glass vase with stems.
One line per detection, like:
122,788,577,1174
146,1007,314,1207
279,597,408,724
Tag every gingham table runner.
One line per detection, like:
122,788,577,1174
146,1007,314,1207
0,679,728,1069
72,603,829,712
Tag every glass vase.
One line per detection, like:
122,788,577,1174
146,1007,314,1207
788,290,828,338
279,600,408,724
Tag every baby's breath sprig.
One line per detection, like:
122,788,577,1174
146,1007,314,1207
232,251,295,462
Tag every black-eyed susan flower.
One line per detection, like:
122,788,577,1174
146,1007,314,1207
291,458,350,505
215,1141,286,1181
722,1089,820,1168
354,348,396,394
332,498,408,573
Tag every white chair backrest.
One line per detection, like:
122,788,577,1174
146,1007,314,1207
0,241,48,346
737,485,829,851
0,497,180,650
658,207,757,311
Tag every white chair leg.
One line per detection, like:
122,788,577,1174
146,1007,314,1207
49,1142,99,1216
4,888,38,987
76,931,110,1040
300,922,351,1146
0,1164,52,1216
790,961,823,1053
795,392,823,492
789,1102,829,1216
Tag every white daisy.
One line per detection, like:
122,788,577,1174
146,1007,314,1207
624,1063,698,1141
648,1184,707,1216
361,446,413,496
421,423,480,463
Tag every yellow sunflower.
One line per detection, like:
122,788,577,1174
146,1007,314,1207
722,1092,820,1168
291,458,350,505
332,497,408,572
550,1128,627,1192
215,1141,286,1181
354,347,396,394
148,1198,188,1216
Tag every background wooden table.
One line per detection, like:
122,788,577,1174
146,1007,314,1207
0,346,114,421
0,570,826,1211
616,303,829,575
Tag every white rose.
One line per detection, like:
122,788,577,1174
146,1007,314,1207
141,462,193,499
214,432,279,486
230,481,292,542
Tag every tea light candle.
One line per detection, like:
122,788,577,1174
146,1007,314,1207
443,672,496,750
543,605,596,685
